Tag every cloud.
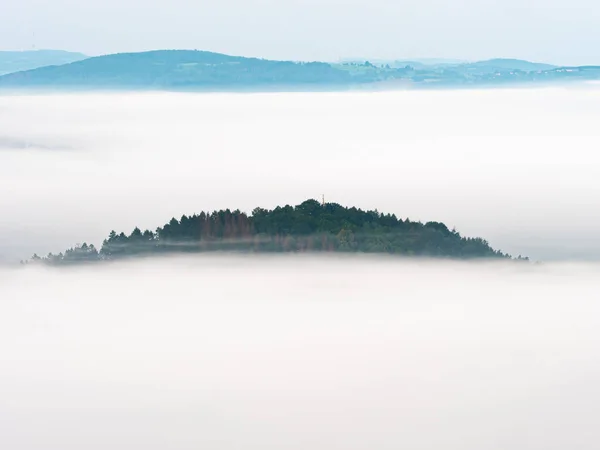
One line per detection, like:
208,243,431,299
1,256,599,449
1,89,600,262
0,136,73,151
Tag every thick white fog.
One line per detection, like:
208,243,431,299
2,90,600,449
1,87,600,262
2,256,600,450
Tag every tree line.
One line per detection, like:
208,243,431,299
27,199,526,265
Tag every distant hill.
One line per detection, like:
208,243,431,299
0,50,358,90
0,50,87,75
340,58,467,67
0,50,596,91
26,199,522,265
340,58,551,72
461,58,557,73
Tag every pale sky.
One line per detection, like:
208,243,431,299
1,0,599,65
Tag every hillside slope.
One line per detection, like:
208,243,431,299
0,50,356,89
1,50,595,90
0,50,87,75
464,58,557,72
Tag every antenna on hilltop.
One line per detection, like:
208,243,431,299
321,194,325,206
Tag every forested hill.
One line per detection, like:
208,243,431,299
28,199,524,265
1,49,599,90
0,50,356,89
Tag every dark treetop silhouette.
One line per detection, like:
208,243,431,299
28,199,526,265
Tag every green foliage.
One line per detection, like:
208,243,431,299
33,243,100,266
30,199,519,265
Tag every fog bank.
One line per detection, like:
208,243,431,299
1,256,600,449
1,88,600,261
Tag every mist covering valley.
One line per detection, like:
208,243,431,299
2,256,600,449
2,87,600,449
1,88,600,261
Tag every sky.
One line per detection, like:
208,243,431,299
1,0,599,65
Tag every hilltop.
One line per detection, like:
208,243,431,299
27,199,524,265
0,49,87,75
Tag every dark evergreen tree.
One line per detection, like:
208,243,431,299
30,199,517,265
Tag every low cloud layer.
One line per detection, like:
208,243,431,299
2,89,599,449
1,88,600,262
1,256,600,449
